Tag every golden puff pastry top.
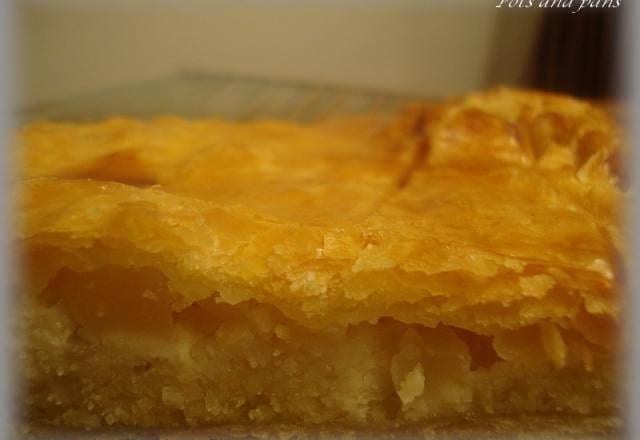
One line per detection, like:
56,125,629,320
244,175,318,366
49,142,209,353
17,88,624,349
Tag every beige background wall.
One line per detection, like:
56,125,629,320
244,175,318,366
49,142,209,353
17,2,543,107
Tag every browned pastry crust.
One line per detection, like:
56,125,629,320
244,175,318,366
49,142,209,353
17,88,623,428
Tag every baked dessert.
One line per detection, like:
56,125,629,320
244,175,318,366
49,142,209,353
17,88,623,430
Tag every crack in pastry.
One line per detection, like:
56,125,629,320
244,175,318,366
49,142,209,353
16,88,623,430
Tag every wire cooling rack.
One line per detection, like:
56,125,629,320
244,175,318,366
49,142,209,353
23,71,419,122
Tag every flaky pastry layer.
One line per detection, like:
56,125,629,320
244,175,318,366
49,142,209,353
17,88,624,428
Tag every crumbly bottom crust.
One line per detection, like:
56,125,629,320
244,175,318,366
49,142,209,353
20,293,616,430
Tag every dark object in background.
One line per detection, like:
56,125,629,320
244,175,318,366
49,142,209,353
528,7,622,99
